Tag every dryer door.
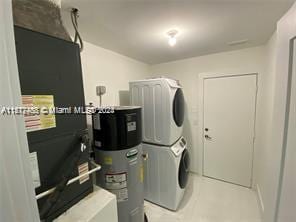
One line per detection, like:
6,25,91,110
178,149,190,189
173,88,185,127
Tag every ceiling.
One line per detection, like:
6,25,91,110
61,0,294,64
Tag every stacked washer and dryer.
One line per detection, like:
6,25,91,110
129,78,190,211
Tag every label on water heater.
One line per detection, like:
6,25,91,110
94,140,102,147
105,180,127,190
105,172,128,202
106,173,126,183
127,121,136,132
113,188,128,202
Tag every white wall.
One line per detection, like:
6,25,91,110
150,46,267,174
81,41,149,107
80,41,149,134
253,32,279,221
253,3,296,220
277,34,296,222
269,3,296,221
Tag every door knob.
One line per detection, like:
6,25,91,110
205,135,212,140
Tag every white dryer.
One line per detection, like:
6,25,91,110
129,78,185,146
142,137,190,211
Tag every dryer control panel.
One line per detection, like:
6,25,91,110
171,137,187,157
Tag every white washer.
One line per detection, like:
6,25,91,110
142,137,190,211
129,78,185,146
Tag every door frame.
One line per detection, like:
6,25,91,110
197,73,258,186
0,1,40,221
274,2,296,221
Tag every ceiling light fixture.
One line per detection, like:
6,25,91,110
167,30,178,47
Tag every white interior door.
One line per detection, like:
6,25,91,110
203,74,257,187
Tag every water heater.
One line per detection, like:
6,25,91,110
92,106,146,222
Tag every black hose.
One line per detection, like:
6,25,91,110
39,133,89,220
71,8,84,52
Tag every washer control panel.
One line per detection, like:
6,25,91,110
171,137,187,157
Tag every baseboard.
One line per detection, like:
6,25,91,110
256,184,265,214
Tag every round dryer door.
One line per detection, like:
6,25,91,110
173,88,185,127
178,149,190,189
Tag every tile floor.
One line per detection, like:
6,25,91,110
144,174,262,222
